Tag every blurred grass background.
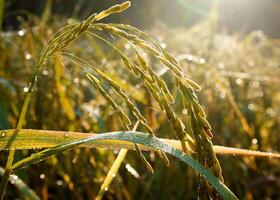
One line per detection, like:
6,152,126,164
0,0,279,199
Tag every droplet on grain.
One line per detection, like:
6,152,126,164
124,43,130,49
182,109,188,115
112,173,116,178
64,133,69,137
160,43,166,49
104,187,108,191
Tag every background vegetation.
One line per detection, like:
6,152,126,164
0,0,279,199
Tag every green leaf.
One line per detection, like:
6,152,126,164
6,131,238,200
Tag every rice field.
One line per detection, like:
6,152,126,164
0,1,279,199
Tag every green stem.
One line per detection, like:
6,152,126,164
0,0,4,30
0,167,40,200
0,67,39,200
95,149,128,200
95,121,140,200
0,171,9,200
41,0,53,25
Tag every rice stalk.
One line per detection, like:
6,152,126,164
91,23,224,196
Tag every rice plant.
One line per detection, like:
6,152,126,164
0,1,279,199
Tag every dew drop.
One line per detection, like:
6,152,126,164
135,84,141,89
64,133,69,137
23,86,29,93
73,77,80,84
25,53,32,60
10,174,18,184
1,132,6,137
125,164,140,179
149,152,155,162
199,58,206,64
235,78,243,85
104,187,108,191
248,103,255,111
56,180,63,186
72,158,78,164
160,43,166,49
186,54,193,61
220,92,226,99
101,58,107,65
112,173,116,178
90,158,95,164
40,174,45,179
251,138,258,144
42,70,49,76
124,43,130,49
18,30,25,36
182,109,188,115
268,153,272,159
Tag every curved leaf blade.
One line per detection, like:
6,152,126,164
9,131,238,200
